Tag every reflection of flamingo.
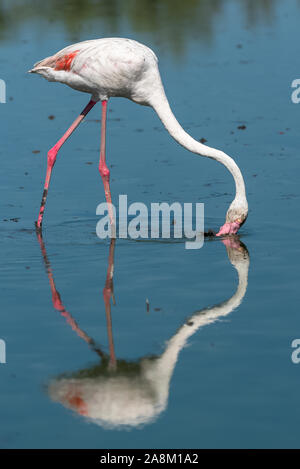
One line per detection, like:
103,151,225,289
30,38,248,235
36,231,107,361
37,234,249,428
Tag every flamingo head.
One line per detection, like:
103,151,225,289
216,203,248,237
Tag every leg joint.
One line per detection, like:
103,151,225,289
47,147,58,168
99,162,110,179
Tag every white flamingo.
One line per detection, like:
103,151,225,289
29,37,248,235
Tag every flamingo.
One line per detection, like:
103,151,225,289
29,37,248,236
39,232,249,427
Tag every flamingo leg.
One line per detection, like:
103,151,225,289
98,100,115,229
36,99,97,231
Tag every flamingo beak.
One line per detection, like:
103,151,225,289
216,220,241,236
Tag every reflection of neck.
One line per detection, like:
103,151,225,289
143,252,249,408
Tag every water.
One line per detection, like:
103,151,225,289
1,0,300,448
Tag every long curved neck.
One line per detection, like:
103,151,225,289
150,89,247,206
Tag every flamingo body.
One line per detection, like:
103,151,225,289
30,38,160,105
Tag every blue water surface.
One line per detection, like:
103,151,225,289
0,0,300,449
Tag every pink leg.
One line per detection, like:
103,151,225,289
98,100,115,228
36,99,97,231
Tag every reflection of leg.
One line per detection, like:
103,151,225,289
36,99,97,230
36,229,105,359
103,238,117,370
